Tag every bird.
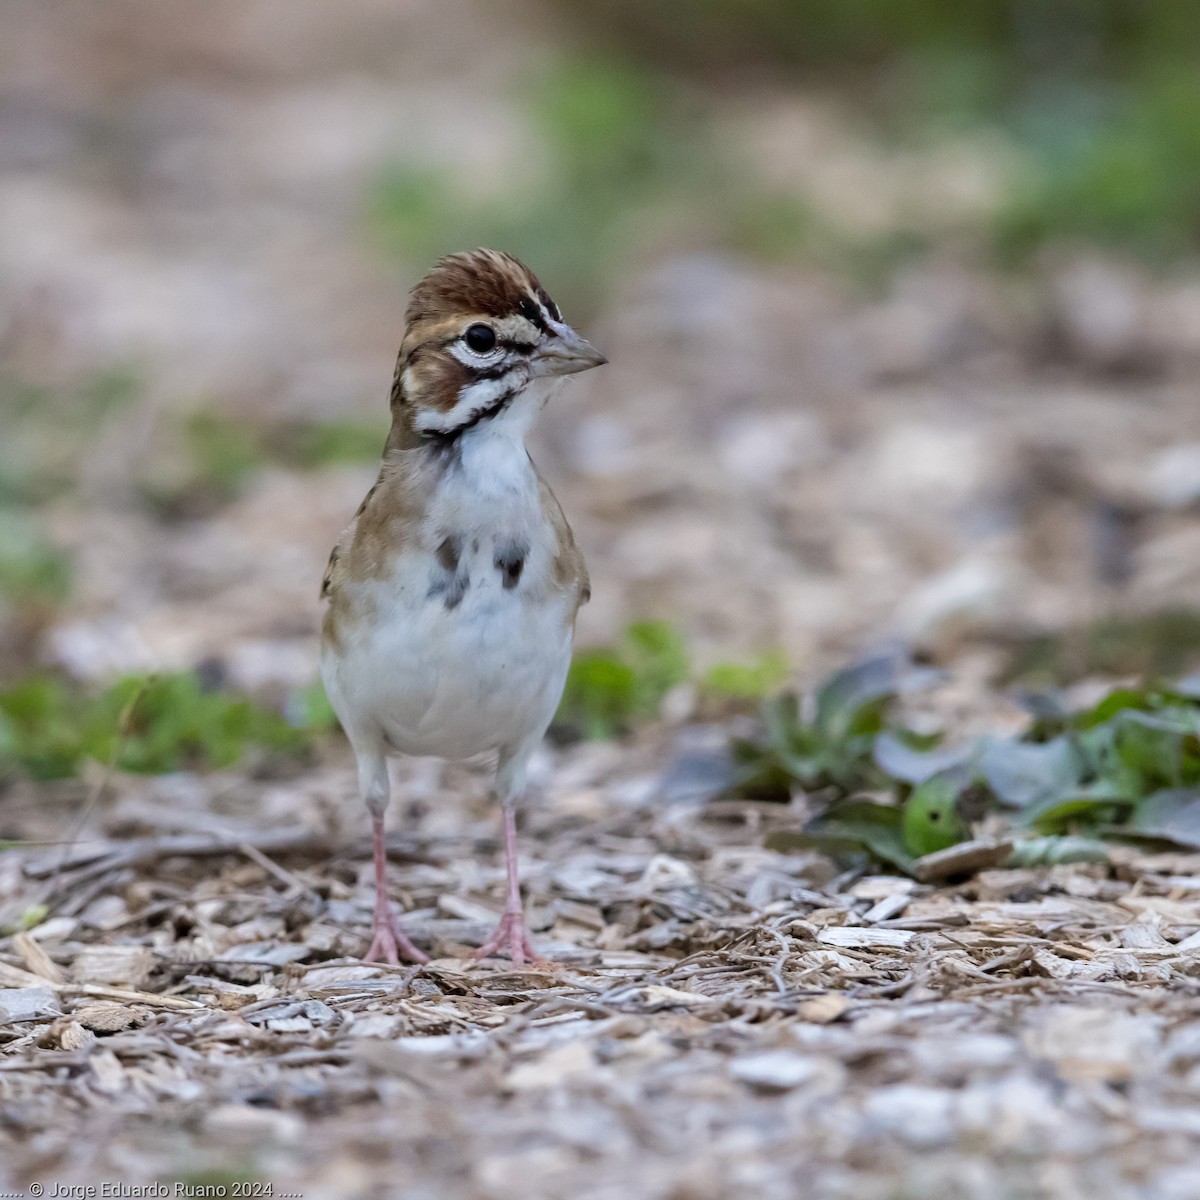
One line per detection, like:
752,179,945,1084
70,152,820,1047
319,249,606,966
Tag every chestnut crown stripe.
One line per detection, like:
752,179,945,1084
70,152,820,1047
405,248,556,325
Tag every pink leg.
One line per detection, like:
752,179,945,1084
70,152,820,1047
363,814,428,965
472,805,544,966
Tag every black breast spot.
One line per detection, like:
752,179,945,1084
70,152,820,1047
430,534,468,609
435,536,460,573
495,541,528,590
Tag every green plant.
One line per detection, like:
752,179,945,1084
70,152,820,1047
996,67,1200,262
557,623,791,739
0,366,141,613
731,656,938,799
702,651,789,702
275,418,387,468
902,773,971,857
539,2,1200,265
0,366,141,507
0,677,87,779
138,412,266,518
289,678,340,734
0,671,326,782
741,656,1200,876
138,412,389,518
0,513,71,607
556,620,690,739
1002,609,1200,685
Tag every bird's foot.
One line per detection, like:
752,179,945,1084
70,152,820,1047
363,908,428,966
472,910,546,967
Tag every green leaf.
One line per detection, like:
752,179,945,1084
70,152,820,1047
874,730,974,784
902,773,970,857
1075,687,1158,728
0,671,312,780
729,738,797,802
0,512,72,607
557,652,637,740
814,657,897,741
1113,706,1198,734
1005,837,1110,868
762,692,802,750
1022,781,1132,833
1127,788,1200,850
773,799,914,874
702,652,789,701
624,620,690,715
555,621,690,739
1113,725,1178,791
816,654,939,740
980,736,1081,808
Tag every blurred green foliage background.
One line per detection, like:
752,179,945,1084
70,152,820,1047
370,0,1200,301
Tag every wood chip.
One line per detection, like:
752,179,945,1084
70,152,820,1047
12,932,65,983
73,1002,141,1033
70,945,154,988
796,993,850,1023
912,840,1015,882
0,987,61,1021
89,1049,127,1094
817,927,916,950
640,985,709,1009
730,1051,826,1091
51,1019,96,1052
863,893,911,924
0,962,55,990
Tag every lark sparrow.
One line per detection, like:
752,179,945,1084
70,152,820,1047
320,249,606,965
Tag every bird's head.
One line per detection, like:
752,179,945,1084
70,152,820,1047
389,248,606,445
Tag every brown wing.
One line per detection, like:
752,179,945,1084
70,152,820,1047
320,478,381,601
320,545,339,599
320,461,430,652
536,468,589,621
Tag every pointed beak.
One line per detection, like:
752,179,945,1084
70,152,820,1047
532,322,608,378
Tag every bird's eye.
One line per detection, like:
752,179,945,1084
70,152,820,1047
464,324,497,353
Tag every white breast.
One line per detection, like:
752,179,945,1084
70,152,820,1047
321,414,575,763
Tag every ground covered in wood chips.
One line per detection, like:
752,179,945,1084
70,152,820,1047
5,743,1200,1200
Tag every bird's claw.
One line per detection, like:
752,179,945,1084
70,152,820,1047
472,911,546,967
363,910,429,965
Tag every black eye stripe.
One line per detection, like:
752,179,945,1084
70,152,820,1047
536,287,561,322
468,363,517,382
517,295,550,334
